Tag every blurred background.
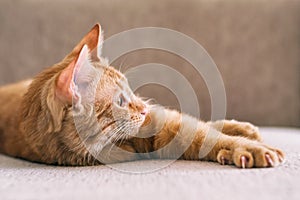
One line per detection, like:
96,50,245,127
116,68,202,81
0,0,299,127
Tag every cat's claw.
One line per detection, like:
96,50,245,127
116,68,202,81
220,156,226,165
276,150,285,163
240,156,247,169
265,154,274,167
278,154,284,163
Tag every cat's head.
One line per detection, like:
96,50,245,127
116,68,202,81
53,24,148,147
19,24,151,164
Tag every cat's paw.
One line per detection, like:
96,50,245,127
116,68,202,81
222,120,262,142
217,142,285,168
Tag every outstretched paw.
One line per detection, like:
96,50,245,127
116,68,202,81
216,142,285,168
222,120,262,141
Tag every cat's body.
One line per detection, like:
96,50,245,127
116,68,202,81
0,24,284,168
0,80,32,157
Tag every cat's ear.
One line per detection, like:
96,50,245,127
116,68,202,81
56,45,91,104
69,23,104,62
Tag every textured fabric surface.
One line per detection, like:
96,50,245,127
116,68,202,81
0,0,299,126
0,127,299,200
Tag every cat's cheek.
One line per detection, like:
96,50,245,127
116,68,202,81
139,115,150,129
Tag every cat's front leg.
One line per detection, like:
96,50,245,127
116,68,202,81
147,108,285,168
151,110,284,168
208,120,262,142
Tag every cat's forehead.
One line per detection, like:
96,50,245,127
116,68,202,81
104,66,123,79
109,71,133,96
94,64,132,96
103,66,128,87
93,63,124,80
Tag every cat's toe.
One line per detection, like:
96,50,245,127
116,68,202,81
238,123,262,142
233,149,254,168
217,149,233,165
250,146,283,167
221,120,263,142
265,154,274,167
274,148,285,163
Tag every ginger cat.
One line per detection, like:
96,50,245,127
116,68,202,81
0,24,284,168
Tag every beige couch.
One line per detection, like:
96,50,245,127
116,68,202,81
0,0,299,127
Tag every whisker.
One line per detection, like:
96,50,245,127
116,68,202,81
100,122,129,159
101,121,126,145
104,124,134,159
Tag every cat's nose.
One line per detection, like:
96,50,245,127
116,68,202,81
141,108,148,116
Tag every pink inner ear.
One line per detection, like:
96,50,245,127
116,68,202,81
55,60,76,104
72,45,90,82
56,45,90,104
